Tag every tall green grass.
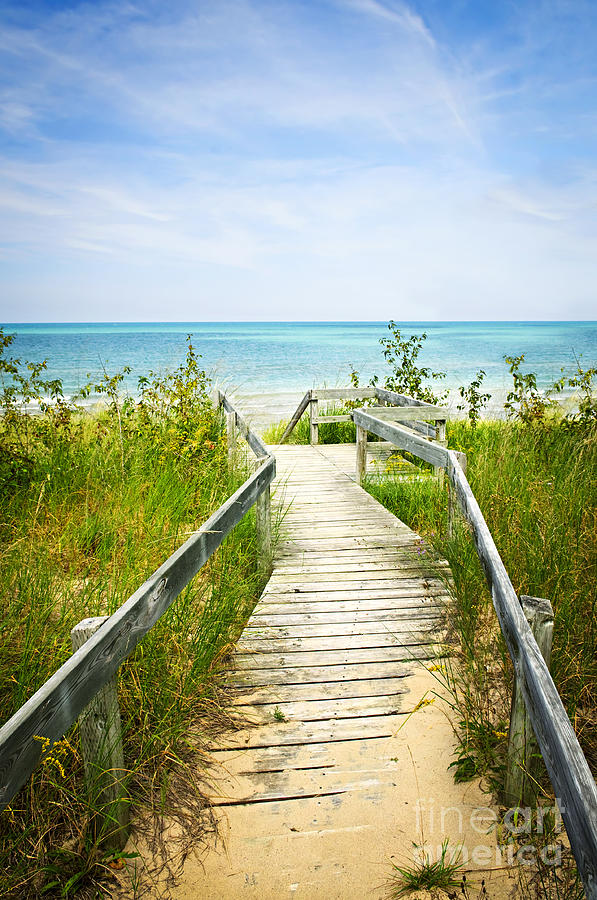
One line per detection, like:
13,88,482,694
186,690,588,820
0,344,268,896
366,420,597,783
261,400,388,445
262,403,357,444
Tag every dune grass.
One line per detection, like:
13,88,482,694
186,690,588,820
366,419,597,784
0,338,269,897
262,402,358,444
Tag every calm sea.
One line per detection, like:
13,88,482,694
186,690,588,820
3,321,596,423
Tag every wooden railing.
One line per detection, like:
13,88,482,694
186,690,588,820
0,393,275,818
279,386,451,444
352,406,597,899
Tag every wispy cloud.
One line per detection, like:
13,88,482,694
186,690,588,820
0,0,596,320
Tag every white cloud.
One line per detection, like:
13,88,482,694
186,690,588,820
0,0,596,320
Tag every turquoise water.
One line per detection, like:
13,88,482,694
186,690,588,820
3,321,596,407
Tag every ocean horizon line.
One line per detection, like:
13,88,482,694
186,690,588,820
3,319,596,328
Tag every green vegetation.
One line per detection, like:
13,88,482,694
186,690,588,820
0,331,268,897
262,403,358,444
375,320,447,404
368,419,597,782
386,839,464,897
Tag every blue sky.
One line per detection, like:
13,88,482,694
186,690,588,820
0,0,596,321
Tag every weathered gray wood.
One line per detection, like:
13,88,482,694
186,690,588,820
248,609,441,628
315,415,351,424
0,453,275,810
236,694,407,726
356,424,367,484
235,645,436,671
505,596,554,808
373,387,440,409
434,420,447,481
311,388,376,400
341,411,597,892
370,390,443,438
233,676,411,705
447,450,467,538
365,405,450,421
255,457,272,571
226,410,237,469
220,393,270,459
238,630,436,653
279,391,311,444
213,714,412,749
353,409,449,469
71,618,129,851
309,399,319,444
447,450,597,896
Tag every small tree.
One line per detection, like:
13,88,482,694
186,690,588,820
504,354,554,424
379,321,447,404
457,369,491,427
552,354,597,428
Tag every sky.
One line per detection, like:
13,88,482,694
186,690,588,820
0,0,596,322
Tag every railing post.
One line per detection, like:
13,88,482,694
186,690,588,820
71,617,129,851
254,458,272,570
356,424,368,485
504,596,554,808
435,418,447,483
226,411,237,469
447,450,466,538
309,398,319,444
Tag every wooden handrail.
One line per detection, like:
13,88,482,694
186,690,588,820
279,390,311,444
352,407,597,898
0,394,275,810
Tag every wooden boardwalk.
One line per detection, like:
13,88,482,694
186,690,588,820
174,444,508,900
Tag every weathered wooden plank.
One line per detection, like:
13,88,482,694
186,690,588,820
277,522,417,536
315,415,352,424
247,609,442,627
232,676,412,706
279,517,415,530
237,630,440,654
0,454,276,809
505,595,554,808
258,590,447,607
235,645,438,671
242,621,441,640
210,765,401,806
220,393,270,459
238,694,407,726
274,548,429,562
353,409,449,469
279,391,312,444
447,450,597,894
311,388,377,400
270,564,444,579
272,562,441,576
356,423,367,484
364,405,451,421
71,618,128,851
209,735,392,772
373,387,434,408
309,398,319,444
211,713,413,749
264,572,446,603
227,657,438,688
276,542,424,557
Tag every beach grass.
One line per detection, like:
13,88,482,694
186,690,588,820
366,419,597,786
262,403,356,444
0,340,269,896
